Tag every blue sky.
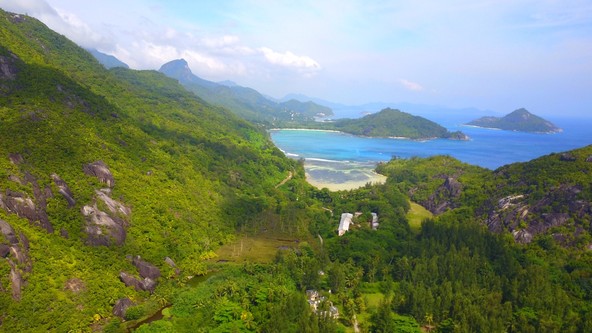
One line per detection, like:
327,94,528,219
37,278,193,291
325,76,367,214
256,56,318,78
1,0,591,117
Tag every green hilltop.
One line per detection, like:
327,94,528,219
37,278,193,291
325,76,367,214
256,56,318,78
326,108,468,140
466,108,562,133
1,9,592,333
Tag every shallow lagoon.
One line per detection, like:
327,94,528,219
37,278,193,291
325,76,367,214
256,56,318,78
269,117,592,190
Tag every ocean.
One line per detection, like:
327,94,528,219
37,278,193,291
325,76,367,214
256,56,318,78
269,116,592,189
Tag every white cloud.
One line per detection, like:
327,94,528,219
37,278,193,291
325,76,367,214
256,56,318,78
53,8,110,48
182,50,229,73
0,0,55,16
399,79,424,91
258,47,321,72
0,0,110,48
202,35,240,48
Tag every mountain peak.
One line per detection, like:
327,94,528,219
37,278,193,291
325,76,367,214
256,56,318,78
158,59,220,88
159,58,191,74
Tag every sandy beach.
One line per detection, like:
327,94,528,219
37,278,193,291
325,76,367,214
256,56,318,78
305,170,387,191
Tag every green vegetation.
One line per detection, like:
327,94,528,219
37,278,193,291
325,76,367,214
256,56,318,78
406,201,432,232
214,234,301,264
1,9,592,333
466,108,562,133
291,108,468,140
326,108,467,140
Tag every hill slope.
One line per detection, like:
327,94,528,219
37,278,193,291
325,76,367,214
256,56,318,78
466,108,561,133
159,59,333,125
0,10,303,331
377,145,592,243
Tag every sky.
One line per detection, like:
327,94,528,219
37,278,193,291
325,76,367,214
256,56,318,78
1,0,591,117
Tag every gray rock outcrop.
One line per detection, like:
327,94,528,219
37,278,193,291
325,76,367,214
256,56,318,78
0,53,19,81
82,204,127,246
132,256,161,280
8,259,22,300
119,272,157,293
0,219,29,301
164,256,176,268
0,218,18,244
486,185,590,244
421,176,464,215
95,189,130,216
560,153,576,161
83,161,115,187
113,298,134,318
0,243,9,257
8,153,23,165
0,190,52,233
51,173,75,207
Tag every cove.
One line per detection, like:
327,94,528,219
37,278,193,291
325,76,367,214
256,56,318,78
269,117,592,190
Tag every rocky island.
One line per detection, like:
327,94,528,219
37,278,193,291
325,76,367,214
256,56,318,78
466,108,561,133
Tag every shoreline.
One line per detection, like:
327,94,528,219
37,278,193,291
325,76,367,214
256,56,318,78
305,176,387,191
305,169,387,191
462,124,562,134
268,128,344,133
270,128,440,141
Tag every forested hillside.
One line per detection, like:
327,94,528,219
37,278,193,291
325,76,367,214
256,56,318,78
159,59,333,126
303,108,468,140
1,9,592,333
0,10,309,331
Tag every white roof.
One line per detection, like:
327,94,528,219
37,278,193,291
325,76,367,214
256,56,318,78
338,213,353,236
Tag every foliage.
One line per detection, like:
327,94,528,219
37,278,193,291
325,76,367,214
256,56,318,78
323,108,465,140
1,8,592,333
0,9,297,331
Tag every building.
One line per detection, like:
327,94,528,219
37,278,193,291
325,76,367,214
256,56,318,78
371,212,379,230
306,289,339,319
338,213,353,236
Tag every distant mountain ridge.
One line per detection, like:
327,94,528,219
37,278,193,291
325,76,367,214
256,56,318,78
159,59,333,125
280,93,493,123
466,108,561,133
87,48,129,69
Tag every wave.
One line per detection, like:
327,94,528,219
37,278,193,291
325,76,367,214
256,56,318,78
305,158,378,167
306,157,350,163
268,128,344,134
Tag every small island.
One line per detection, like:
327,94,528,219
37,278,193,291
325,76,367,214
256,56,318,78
466,108,561,133
325,108,469,140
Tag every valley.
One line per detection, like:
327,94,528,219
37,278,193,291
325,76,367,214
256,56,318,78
0,8,591,333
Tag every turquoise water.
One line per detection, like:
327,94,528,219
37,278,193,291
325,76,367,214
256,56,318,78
269,117,592,187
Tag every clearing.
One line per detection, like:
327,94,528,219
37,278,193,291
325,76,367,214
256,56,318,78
406,201,433,232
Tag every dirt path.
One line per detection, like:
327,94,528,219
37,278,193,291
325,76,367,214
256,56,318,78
275,171,293,188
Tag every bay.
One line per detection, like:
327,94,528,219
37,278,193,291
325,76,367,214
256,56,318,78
269,117,592,190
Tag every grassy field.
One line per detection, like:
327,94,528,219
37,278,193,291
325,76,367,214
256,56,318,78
214,234,303,263
406,201,433,232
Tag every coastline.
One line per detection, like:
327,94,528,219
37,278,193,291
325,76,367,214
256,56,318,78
268,128,344,133
462,124,563,134
305,171,387,191
270,128,462,141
